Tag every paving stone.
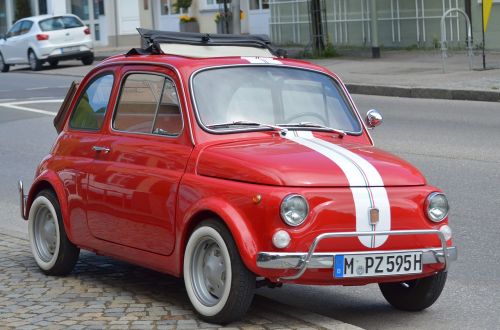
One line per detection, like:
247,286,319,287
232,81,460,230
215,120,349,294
0,233,326,330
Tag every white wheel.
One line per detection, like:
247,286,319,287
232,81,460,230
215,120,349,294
183,220,255,324
28,190,79,275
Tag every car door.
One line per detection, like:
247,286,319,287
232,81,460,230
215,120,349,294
1,21,22,62
86,66,193,256
13,20,33,62
56,71,116,238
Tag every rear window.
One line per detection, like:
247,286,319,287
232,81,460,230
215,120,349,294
39,16,83,31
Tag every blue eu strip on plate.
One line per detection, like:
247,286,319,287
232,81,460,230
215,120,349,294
334,255,344,278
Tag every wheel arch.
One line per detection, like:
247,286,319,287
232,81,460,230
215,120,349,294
27,173,73,241
179,200,259,275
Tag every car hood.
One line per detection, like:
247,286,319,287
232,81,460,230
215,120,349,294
196,136,426,187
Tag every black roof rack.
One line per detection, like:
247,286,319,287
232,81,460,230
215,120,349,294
126,28,286,58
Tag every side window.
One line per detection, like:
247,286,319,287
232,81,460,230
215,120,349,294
69,74,114,130
113,73,182,136
7,21,22,37
20,21,33,35
153,80,182,136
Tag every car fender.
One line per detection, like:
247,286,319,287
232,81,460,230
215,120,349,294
26,170,74,241
180,196,259,274
27,42,42,59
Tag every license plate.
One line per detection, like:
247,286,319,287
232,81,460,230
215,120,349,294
334,252,422,278
62,46,80,53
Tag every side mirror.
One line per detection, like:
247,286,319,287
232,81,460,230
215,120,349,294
365,109,383,129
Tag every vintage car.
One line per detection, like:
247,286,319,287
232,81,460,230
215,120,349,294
19,30,456,324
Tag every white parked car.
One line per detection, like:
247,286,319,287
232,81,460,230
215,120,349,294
0,14,94,72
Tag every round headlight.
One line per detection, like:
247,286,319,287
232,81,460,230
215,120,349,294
280,194,309,226
425,192,449,222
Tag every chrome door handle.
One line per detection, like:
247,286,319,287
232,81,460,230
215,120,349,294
92,146,110,153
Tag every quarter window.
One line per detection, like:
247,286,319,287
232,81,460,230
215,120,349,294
113,73,182,136
69,74,114,130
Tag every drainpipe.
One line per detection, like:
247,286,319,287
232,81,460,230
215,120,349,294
370,0,380,58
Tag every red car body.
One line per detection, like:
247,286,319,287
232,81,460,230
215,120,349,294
19,32,456,322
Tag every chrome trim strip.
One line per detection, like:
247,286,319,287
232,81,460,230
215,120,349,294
188,64,364,136
255,229,453,281
257,246,457,270
18,180,27,220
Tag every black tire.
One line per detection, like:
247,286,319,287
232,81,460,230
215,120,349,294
81,55,94,66
183,219,255,324
0,53,10,72
28,189,80,275
28,50,42,71
48,60,59,68
379,271,447,311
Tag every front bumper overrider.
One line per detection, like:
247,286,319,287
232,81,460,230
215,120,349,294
257,229,457,281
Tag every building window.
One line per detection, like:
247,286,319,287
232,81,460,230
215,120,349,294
71,0,89,20
93,0,104,19
38,0,47,15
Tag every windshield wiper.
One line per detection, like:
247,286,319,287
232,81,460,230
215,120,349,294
278,122,346,138
207,121,287,134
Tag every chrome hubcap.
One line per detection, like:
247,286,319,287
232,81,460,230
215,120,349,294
34,206,57,262
191,237,227,306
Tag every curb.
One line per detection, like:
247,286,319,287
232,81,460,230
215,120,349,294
346,83,500,102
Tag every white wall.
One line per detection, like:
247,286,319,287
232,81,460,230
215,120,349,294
47,0,67,15
117,0,140,35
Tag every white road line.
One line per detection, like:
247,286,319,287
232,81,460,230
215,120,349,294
2,99,63,105
25,87,49,91
0,99,63,117
0,104,56,116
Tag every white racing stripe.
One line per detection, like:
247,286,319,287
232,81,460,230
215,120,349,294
284,131,391,248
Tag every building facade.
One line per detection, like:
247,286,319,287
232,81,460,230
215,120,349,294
0,0,271,47
1,0,498,50
270,0,500,50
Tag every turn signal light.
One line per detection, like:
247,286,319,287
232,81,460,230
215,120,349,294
84,27,90,35
36,34,49,41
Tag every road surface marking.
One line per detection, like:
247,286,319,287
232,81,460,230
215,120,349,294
0,99,63,117
25,87,49,91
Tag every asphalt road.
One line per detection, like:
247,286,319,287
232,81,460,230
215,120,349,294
1,67,499,329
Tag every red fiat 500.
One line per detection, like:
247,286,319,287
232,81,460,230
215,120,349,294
19,30,456,324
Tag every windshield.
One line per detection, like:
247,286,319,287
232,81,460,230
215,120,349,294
192,66,361,133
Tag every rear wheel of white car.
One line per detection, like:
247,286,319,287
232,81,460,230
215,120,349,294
28,189,80,275
184,220,255,324
379,271,447,311
0,53,9,72
81,55,94,66
28,50,42,71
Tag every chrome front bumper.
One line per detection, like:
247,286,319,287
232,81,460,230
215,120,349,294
256,229,457,281
18,180,28,220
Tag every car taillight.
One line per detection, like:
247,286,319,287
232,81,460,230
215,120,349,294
36,34,49,41
84,27,90,35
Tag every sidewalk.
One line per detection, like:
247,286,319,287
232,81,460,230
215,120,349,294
310,50,500,102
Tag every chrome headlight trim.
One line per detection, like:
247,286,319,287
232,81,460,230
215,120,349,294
280,194,309,227
425,192,449,222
